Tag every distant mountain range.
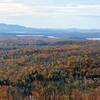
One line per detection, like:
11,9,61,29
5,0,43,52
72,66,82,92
0,23,100,39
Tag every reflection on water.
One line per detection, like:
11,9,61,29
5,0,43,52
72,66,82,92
87,38,100,40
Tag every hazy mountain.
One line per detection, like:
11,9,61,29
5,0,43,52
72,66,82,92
0,23,100,39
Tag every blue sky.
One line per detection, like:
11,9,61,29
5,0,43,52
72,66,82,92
0,0,100,29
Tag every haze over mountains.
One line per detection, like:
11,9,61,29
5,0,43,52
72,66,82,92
0,23,100,39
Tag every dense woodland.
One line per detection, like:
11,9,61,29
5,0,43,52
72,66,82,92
0,38,100,100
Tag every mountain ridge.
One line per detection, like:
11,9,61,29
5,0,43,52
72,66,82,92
0,23,100,39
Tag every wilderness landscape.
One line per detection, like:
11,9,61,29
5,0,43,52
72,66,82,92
0,0,100,99
0,24,99,100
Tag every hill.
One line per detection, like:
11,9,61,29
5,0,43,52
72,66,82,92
0,23,100,39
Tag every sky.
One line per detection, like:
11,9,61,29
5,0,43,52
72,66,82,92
0,0,100,29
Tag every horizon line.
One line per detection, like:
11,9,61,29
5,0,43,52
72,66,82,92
0,23,100,30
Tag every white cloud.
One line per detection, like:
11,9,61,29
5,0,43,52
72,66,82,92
31,5,100,16
0,0,14,3
0,2,100,17
0,2,32,16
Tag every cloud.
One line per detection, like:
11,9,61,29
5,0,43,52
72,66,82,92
0,1,100,17
0,2,32,16
0,0,14,3
31,5,100,17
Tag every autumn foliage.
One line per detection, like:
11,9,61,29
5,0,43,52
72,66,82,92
0,40,100,100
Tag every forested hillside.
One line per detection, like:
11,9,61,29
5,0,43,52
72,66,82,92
0,39,100,100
